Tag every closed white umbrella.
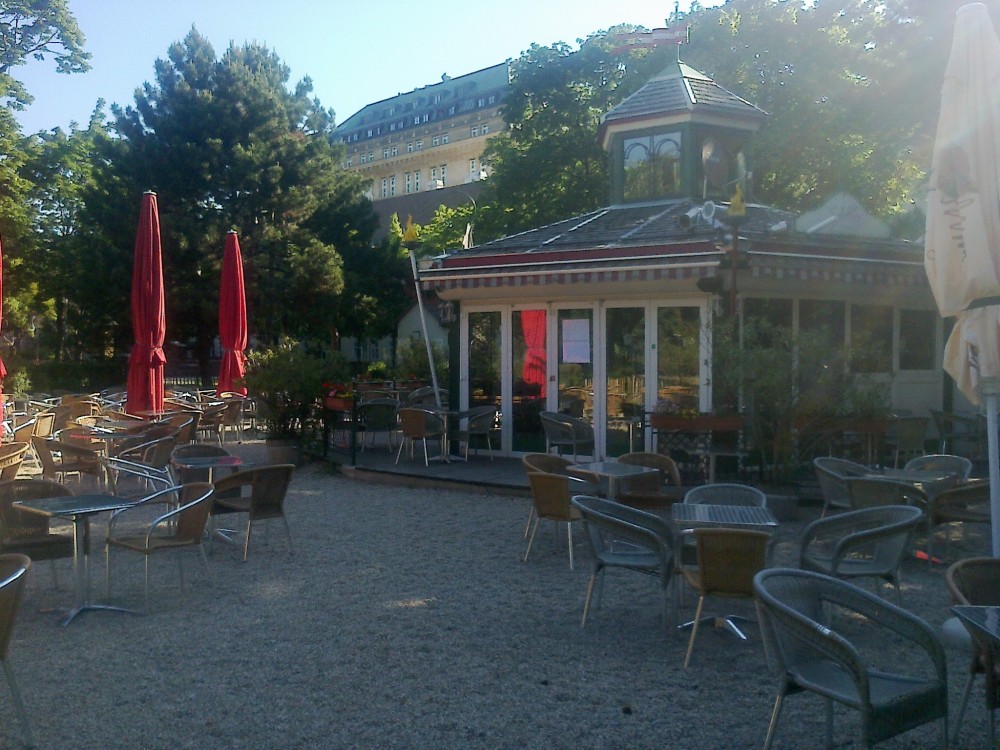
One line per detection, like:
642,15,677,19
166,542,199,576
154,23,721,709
925,3,1000,554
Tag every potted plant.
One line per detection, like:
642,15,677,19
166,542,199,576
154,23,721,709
242,339,350,463
323,383,356,412
711,316,891,509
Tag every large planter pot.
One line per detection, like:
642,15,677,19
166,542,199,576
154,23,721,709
324,396,355,412
649,414,744,432
266,438,301,466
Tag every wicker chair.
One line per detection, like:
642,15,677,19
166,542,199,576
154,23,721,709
521,453,601,539
946,557,1000,746
0,554,34,747
539,411,594,461
32,435,105,487
395,407,446,467
0,479,74,584
211,465,295,562
903,453,973,480
798,504,923,604
0,443,28,481
680,528,769,668
453,405,498,460
683,482,766,507
929,482,990,564
523,471,585,570
616,452,682,510
105,483,216,609
357,398,400,453
754,567,948,749
571,495,675,631
813,456,871,517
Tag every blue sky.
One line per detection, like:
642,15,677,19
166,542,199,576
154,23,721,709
13,0,721,134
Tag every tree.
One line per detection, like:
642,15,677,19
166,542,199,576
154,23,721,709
479,27,668,239
87,28,376,378
0,0,91,109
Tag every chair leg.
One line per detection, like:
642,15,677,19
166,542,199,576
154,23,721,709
683,595,705,668
581,569,599,627
243,519,253,562
2,658,34,749
524,518,540,562
421,438,429,467
395,436,406,465
763,692,784,750
198,546,214,589
523,506,535,539
281,516,293,557
566,522,574,571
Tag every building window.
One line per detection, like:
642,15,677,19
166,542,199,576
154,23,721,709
367,152,373,162
413,116,420,125
391,146,398,157
414,170,420,192
407,142,414,153
899,309,937,370
345,158,353,168
482,124,490,135
360,153,367,164
405,172,412,193
623,131,682,202
366,129,373,138
470,158,477,175
389,175,396,196
441,133,449,144
431,167,437,181
850,304,893,373
383,148,390,159
489,95,496,104
415,140,423,150
432,136,440,147
477,98,485,107
448,106,456,115
422,114,429,123
440,165,447,185
380,178,388,199
471,126,479,137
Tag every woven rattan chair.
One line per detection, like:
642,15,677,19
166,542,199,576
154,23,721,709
0,479,74,586
929,482,990,564
680,528,769,668
539,411,594,461
454,404,498,460
571,495,675,631
357,398,400,453
524,471,585,570
521,453,601,539
105,483,216,609
843,476,928,512
813,456,871,517
903,453,973,480
0,443,28,482
946,557,1000,746
103,433,179,496
754,567,948,749
395,407,446,467
683,482,766,507
616,452,682,510
211,465,295,561
32,434,105,487
798,504,923,604
885,415,928,468
0,554,34,747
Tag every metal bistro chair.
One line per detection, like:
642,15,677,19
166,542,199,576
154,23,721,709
813,456,871,517
539,411,594,461
754,567,948,750
395,407,446,467
0,554,34,748
571,495,675,632
357,398,400,453
454,404,499,460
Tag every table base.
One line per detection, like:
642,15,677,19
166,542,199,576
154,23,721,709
58,602,140,627
678,614,754,640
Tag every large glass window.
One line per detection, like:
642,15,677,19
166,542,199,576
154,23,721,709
799,299,845,349
623,131,682,202
657,307,700,414
513,310,547,452
557,309,594,424
468,312,501,410
606,308,645,456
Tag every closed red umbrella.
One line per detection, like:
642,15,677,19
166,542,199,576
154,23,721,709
125,191,166,415
216,230,247,396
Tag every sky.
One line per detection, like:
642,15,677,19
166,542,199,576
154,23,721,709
13,0,722,135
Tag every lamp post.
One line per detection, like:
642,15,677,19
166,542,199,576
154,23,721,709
721,185,747,316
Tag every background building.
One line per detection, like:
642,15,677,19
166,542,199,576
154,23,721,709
336,62,509,201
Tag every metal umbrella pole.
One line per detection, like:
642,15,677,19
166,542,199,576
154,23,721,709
409,249,442,410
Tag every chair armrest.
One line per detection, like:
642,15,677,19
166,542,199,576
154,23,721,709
107,485,183,534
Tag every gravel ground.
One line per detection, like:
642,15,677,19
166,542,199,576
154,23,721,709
2,445,995,749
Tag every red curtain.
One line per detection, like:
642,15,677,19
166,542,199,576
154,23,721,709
125,192,166,415
520,310,546,397
216,231,248,396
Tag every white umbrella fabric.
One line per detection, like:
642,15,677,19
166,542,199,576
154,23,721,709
925,2,1000,554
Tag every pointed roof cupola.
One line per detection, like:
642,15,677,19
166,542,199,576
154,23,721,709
598,61,767,206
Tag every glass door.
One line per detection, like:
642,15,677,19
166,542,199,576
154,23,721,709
605,307,645,457
512,309,548,452
556,308,595,456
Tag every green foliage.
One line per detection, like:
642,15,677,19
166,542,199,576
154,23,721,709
395,337,448,387
365,360,391,380
3,368,29,396
712,315,890,485
242,339,349,442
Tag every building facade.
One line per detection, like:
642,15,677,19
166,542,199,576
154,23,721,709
336,63,509,201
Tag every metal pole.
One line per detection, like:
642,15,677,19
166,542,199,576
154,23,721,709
408,249,442,409
984,377,1000,556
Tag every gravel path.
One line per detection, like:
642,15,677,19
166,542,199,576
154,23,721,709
2,448,994,749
